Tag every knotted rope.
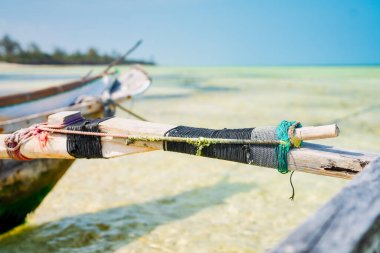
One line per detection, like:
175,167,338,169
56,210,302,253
4,117,83,160
4,119,303,174
276,120,302,174
4,118,302,199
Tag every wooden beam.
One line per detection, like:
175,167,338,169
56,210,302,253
0,112,377,179
287,143,376,179
270,157,380,253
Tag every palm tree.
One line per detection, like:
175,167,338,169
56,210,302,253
0,35,22,58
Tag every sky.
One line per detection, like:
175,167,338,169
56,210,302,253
0,0,379,66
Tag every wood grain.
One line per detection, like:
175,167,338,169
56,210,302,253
288,143,377,179
0,115,377,180
271,157,380,253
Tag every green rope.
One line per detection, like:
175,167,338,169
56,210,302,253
275,120,303,174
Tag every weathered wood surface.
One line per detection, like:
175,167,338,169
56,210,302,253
0,116,342,159
288,143,377,179
0,113,377,179
0,159,73,202
271,157,380,253
0,159,74,233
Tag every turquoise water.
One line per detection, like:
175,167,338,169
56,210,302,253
0,64,380,252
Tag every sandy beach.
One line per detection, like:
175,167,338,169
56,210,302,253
0,64,380,252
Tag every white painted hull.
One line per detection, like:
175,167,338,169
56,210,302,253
0,66,151,233
0,78,109,120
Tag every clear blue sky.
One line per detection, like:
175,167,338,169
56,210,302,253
0,0,379,66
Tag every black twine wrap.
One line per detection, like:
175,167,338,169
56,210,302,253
66,118,110,159
164,126,254,164
247,127,278,169
164,126,278,168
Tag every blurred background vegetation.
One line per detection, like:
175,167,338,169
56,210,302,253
0,34,155,65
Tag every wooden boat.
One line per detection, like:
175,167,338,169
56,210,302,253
2,111,380,251
0,74,107,120
0,67,151,233
0,67,150,134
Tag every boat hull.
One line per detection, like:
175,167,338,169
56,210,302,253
0,109,103,233
0,67,151,233
0,159,74,233
0,78,108,120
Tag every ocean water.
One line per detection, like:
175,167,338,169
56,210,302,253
0,64,380,252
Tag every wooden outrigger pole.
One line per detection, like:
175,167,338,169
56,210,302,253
0,111,378,179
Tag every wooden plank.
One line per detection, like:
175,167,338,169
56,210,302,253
288,143,377,179
271,157,380,253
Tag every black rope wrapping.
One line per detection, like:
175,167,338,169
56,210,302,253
164,126,279,168
66,118,110,158
247,127,278,169
164,126,254,164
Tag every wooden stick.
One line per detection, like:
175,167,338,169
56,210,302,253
103,40,143,74
0,112,374,180
112,101,148,121
295,124,339,140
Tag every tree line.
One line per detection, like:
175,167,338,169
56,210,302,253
0,35,155,65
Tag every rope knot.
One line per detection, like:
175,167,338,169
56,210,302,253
275,120,303,174
4,123,58,160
